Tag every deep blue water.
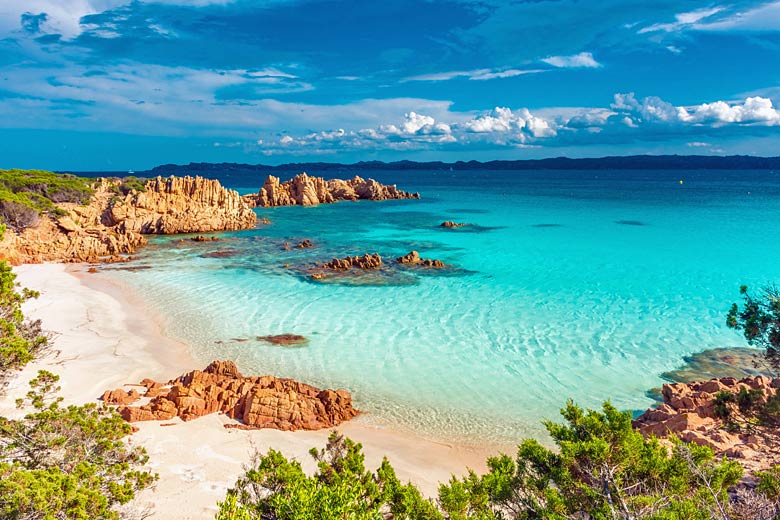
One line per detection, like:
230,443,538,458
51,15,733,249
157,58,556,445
105,169,780,443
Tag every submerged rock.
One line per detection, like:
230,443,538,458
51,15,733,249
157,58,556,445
295,239,314,249
257,334,309,346
191,235,219,242
114,360,358,431
242,172,419,208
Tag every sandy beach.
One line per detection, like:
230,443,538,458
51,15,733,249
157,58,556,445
0,263,495,519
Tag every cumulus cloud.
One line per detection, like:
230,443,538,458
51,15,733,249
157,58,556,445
542,52,601,68
258,93,780,155
611,92,780,127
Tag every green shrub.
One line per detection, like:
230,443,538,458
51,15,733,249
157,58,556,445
0,169,94,231
0,225,48,383
219,401,744,520
109,176,148,197
0,371,156,519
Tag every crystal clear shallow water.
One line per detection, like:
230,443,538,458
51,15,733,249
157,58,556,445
104,169,780,444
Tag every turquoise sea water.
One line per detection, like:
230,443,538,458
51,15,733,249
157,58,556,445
105,169,780,443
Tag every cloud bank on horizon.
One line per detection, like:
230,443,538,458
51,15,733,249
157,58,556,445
1,0,779,169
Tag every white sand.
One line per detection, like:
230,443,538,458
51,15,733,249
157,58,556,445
0,264,498,519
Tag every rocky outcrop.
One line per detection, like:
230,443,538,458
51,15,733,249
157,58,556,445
396,250,446,268
114,361,358,431
440,221,469,228
242,173,419,208
634,375,780,471
110,176,256,234
0,176,257,264
321,253,382,271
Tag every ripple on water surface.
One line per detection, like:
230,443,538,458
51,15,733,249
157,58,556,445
106,170,780,445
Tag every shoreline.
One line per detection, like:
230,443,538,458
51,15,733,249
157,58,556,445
0,263,497,518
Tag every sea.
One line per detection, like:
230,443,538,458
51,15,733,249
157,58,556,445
103,169,780,444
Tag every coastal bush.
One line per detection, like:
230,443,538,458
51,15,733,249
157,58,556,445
110,176,148,196
0,225,48,385
727,284,780,374
0,169,94,231
0,371,156,519
217,401,743,519
216,431,442,520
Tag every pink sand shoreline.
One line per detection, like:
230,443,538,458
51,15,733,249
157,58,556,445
1,263,502,518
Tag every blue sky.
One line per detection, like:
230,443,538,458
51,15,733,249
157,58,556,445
1,0,779,170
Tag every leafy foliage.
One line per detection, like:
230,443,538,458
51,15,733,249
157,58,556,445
218,402,744,520
0,169,94,231
217,431,440,520
0,225,48,385
109,177,148,197
727,284,780,374
0,371,156,519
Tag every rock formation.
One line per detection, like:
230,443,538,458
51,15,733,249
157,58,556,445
0,176,257,264
114,360,358,431
100,388,141,405
321,253,383,270
633,375,780,471
440,221,469,228
395,250,446,268
242,173,419,207
295,239,314,249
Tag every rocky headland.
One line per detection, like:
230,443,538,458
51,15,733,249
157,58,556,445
106,360,358,431
242,172,419,207
634,374,780,472
0,175,257,264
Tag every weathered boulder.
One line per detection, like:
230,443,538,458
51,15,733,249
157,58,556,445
100,388,141,405
114,360,358,431
321,253,382,271
243,173,419,208
634,374,780,471
440,221,469,228
395,250,446,268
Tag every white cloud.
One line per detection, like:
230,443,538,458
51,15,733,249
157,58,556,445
463,107,556,140
0,0,237,39
679,96,780,125
256,93,780,155
404,68,542,82
542,52,601,68
693,2,780,31
638,7,724,34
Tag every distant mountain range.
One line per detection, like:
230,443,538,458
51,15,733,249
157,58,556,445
135,155,780,177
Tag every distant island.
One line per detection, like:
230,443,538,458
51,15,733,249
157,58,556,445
70,155,780,179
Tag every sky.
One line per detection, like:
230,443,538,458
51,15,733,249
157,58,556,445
1,0,780,170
